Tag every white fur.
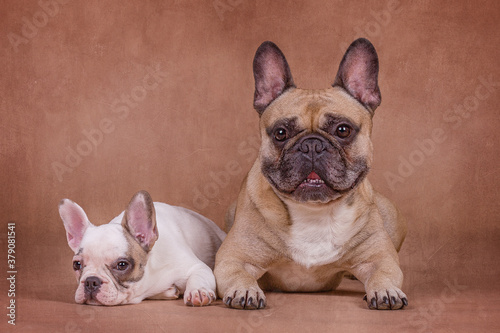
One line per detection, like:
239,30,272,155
285,199,363,268
65,201,225,306
74,224,128,304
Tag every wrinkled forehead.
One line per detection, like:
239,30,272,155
77,224,128,259
261,87,372,129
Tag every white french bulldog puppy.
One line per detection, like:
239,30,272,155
59,190,225,306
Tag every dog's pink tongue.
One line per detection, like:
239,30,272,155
307,171,321,180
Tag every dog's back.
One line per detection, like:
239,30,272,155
154,203,226,269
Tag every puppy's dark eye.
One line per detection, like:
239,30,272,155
274,128,288,141
335,124,352,139
73,261,82,271
115,261,129,271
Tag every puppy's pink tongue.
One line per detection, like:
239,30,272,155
307,172,321,180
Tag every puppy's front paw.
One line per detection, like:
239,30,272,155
364,287,408,310
184,288,216,306
223,287,266,310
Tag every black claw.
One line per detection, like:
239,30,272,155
370,298,377,309
391,296,396,306
258,298,265,309
383,296,389,305
402,298,408,306
247,297,254,306
240,297,246,308
225,297,232,307
363,294,367,301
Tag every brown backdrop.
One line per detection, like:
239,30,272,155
1,0,499,332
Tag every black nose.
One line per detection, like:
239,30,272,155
298,135,328,155
84,276,102,293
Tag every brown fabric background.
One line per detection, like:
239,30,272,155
1,0,499,332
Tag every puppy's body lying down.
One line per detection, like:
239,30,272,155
60,190,225,306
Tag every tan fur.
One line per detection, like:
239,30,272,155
119,230,149,284
115,190,156,287
214,87,407,310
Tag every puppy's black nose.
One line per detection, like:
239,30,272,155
84,276,102,293
298,135,327,155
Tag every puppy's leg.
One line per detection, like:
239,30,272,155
183,262,217,306
148,286,180,300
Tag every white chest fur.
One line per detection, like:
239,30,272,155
286,201,362,268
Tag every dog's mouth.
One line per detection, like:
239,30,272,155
289,171,336,203
299,171,327,188
85,296,103,306
82,288,105,306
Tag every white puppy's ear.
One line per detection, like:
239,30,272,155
122,190,158,252
59,199,93,253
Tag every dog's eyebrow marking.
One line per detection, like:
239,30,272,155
324,113,356,126
266,117,298,136
323,113,360,132
76,248,83,256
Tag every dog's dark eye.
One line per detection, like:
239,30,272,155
335,124,352,139
274,128,288,141
73,261,82,271
115,261,129,271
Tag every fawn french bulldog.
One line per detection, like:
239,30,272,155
214,38,408,310
59,190,225,306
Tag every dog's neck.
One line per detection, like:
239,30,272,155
281,181,373,268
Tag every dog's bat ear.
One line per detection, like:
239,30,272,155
59,199,94,253
122,190,158,252
253,41,295,115
333,38,381,113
